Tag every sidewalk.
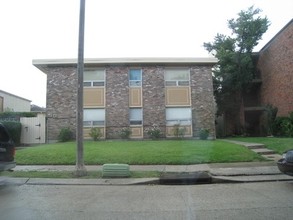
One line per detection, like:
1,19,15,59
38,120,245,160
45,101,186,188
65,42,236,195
7,161,293,186
5,140,293,185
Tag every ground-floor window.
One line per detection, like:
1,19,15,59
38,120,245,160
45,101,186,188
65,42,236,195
83,108,105,127
129,108,143,125
166,107,192,126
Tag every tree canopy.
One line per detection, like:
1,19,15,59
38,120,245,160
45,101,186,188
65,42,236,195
204,6,270,116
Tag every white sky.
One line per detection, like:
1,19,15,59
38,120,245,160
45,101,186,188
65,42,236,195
0,0,292,107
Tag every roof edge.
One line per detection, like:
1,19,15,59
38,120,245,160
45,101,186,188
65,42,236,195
32,57,218,66
259,18,293,53
0,90,32,103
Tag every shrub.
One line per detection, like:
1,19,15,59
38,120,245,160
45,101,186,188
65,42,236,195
199,129,209,140
173,124,186,139
89,127,102,141
58,127,73,142
272,112,293,137
0,121,21,145
119,127,132,139
264,104,278,135
0,111,37,120
146,124,161,139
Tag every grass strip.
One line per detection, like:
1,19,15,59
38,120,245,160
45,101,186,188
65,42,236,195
0,171,161,179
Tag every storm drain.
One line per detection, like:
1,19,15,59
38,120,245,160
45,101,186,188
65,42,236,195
102,164,130,178
159,172,212,185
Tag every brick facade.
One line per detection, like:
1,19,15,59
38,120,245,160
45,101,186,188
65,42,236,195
142,66,166,137
105,66,130,138
258,19,293,116
190,66,216,137
45,66,77,140
34,58,216,141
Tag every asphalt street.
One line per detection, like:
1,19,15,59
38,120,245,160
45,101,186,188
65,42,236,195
1,181,293,220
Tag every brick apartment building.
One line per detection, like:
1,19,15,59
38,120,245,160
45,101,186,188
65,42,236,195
33,57,217,141
257,18,293,116
222,19,293,136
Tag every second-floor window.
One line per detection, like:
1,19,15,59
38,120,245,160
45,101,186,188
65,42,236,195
83,69,105,87
129,69,142,87
165,68,190,86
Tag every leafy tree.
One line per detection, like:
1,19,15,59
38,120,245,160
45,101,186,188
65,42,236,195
204,6,270,134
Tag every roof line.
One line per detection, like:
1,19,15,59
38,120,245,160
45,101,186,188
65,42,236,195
259,18,293,52
32,57,218,66
0,90,32,102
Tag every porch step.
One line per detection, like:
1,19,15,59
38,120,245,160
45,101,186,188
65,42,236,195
252,148,276,155
245,144,266,149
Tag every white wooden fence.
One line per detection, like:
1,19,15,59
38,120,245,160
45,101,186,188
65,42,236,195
20,113,46,144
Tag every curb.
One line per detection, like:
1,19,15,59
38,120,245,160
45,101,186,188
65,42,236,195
2,174,293,186
211,174,293,183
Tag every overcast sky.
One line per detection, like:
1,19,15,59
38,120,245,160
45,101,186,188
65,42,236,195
0,0,292,107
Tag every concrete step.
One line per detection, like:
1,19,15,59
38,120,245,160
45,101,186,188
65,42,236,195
261,154,282,162
245,144,266,149
252,148,276,155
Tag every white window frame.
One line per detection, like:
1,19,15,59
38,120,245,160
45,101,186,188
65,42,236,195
129,108,143,125
83,69,105,87
129,69,142,87
165,68,190,86
83,108,105,127
166,107,192,126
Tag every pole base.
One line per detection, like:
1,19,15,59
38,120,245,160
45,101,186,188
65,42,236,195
74,164,87,177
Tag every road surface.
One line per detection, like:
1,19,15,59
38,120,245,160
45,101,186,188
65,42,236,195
1,180,293,220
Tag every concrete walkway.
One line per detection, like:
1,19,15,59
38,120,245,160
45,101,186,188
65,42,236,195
5,140,293,185
222,139,282,161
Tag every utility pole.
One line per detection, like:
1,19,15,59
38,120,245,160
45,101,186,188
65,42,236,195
75,0,87,176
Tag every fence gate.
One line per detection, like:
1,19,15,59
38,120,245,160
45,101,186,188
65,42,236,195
20,114,46,144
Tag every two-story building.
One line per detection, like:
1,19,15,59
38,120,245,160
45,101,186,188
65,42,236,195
33,57,217,142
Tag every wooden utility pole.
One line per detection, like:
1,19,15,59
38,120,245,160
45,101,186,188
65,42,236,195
75,0,87,176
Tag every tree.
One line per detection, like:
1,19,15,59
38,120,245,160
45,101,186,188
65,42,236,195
204,6,270,134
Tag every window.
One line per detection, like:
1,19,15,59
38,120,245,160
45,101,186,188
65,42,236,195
83,69,105,87
83,109,105,127
129,69,142,87
166,107,191,125
130,108,143,125
165,68,190,86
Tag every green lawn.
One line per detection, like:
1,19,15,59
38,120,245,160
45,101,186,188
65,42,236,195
0,170,161,179
229,137,293,154
15,140,266,165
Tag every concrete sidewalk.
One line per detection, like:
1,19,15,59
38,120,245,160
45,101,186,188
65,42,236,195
7,161,293,185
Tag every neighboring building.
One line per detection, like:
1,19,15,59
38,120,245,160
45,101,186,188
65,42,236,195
221,19,293,137
31,104,46,112
0,90,46,144
0,90,31,112
257,19,293,117
33,57,217,141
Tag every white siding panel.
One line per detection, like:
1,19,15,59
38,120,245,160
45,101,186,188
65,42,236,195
0,91,31,112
